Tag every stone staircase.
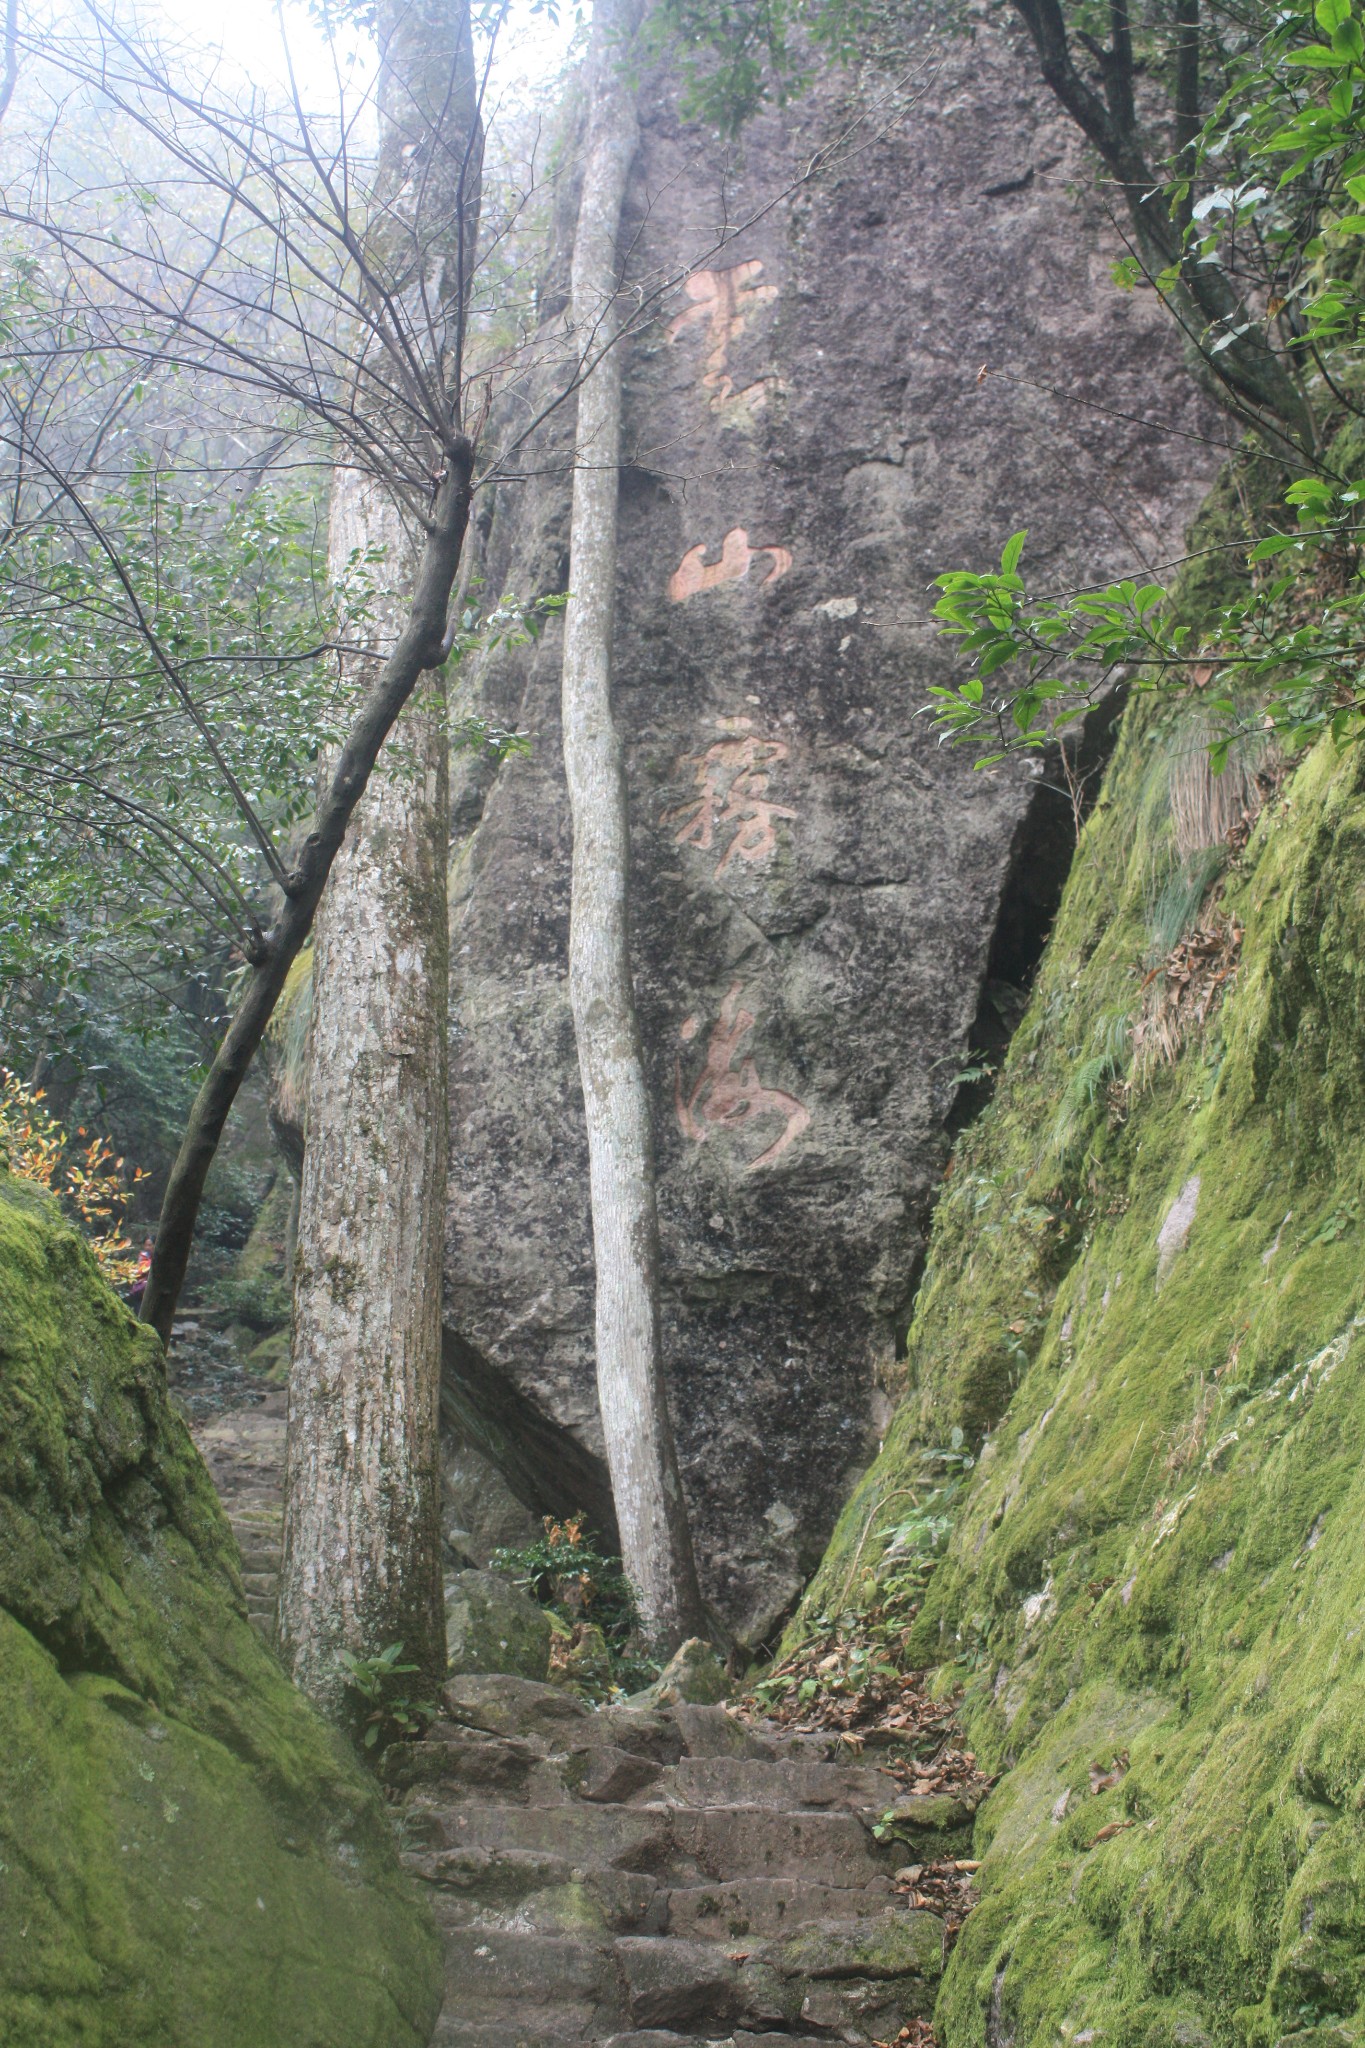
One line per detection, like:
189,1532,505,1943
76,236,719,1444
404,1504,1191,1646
186,1388,286,1640
385,1673,974,2047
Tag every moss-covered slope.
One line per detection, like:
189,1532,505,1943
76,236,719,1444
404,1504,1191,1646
798,704,1365,2046
0,1172,441,2048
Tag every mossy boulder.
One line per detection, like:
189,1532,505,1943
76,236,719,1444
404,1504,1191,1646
794,707,1365,2045
639,1637,730,1707
555,1620,615,1694
444,1567,552,1679
0,1171,441,2048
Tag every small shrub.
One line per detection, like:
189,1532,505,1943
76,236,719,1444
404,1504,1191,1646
0,1067,149,1286
491,1515,660,1697
338,1642,438,1754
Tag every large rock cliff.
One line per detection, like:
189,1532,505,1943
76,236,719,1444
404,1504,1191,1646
0,1173,440,2048
444,26,1215,1642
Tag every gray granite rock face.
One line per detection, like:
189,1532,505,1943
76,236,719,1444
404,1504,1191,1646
443,29,1217,1643
445,1568,553,1681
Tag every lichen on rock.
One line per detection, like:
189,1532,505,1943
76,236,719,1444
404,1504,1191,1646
445,1566,552,1679
0,1172,441,2048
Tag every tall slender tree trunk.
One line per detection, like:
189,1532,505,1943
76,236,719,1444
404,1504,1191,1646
277,0,481,1717
276,487,451,1717
561,0,705,1652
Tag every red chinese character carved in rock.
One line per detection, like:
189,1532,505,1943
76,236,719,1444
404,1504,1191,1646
675,983,811,1171
664,719,797,878
668,259,781,415
667,528,793,602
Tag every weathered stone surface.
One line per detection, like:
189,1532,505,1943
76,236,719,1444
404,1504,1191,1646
0,1174,440,2048
445,32,1215,1639
667,1806,902,1886
568,1743,666,1804
445,1566,552,1679
774,1908,944,1980
880,1789,981,1833
668,1753,898,1812
440,1435,538,1567
442,1670,593,1740
670,1703,768,1759
599,1704,687,1763
379,1726,542,1794
558,1619,616,1694
664,1876,894,1942
395,1681,958,2042
634,1636,730,1707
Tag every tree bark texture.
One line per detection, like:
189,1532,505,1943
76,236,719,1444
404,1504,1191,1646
277,482,450,1715
276,0,481,1715
561,0,705,1652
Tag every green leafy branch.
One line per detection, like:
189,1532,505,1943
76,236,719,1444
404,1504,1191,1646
928,481,1365,770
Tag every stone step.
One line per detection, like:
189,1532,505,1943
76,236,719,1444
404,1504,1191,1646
670,1706,773,1761
432,2011,603,2047
403,1842,578,1902
604,2035,843,2047
390,1675,964,2044
443,1673,598,1744
405,1798,671,1872
569,1743,668,1806
665,1876,895,1942
666,1805,903,1886
613,1936,800,2035
663,1754,899,1814
438,1928,621,2020
405,1796,908,1886
424,1866,664,1937
234,1541,280,1568
384,1729,562,1800
797,1973,935,2038
615,1919,940,2037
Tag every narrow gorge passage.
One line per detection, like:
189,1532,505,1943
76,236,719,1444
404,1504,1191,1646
14,0,1365,2038
172,1320,986,2046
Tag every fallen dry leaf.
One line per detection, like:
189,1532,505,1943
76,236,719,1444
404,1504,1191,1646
872,2022,939,2048
1088,1749,1129,1795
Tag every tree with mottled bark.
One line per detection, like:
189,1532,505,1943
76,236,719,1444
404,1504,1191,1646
560,0,706,1653
278,0,483,1715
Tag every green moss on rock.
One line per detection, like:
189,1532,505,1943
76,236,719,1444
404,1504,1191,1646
777,1908,945,1983
0,1174,441,2047
794,705,1365,2045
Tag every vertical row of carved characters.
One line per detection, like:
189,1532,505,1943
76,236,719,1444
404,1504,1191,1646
665,259,795,606
661,257,810,1168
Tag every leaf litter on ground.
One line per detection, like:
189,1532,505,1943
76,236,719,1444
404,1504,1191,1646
733,1618,994,1972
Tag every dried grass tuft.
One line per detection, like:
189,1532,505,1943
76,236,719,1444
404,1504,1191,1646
1168,728,1271,861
